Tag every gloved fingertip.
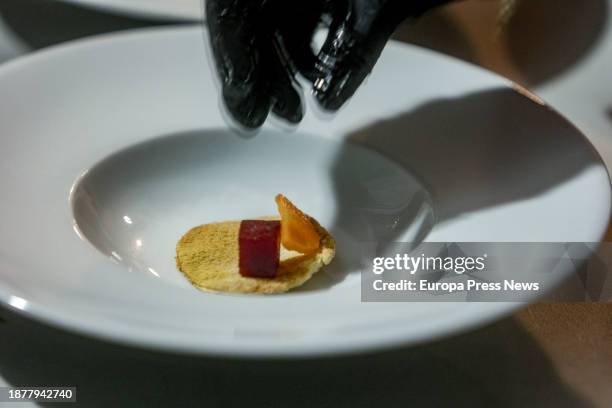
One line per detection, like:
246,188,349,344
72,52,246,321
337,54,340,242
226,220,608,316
312,63,367,112
223,89,270,129
234,109,269,129
270,81,304,124
311,68,348,111
313,87,345,112
272,101,304,124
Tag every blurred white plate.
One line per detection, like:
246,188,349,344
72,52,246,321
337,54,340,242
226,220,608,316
60,0,202,20
0,27,609,357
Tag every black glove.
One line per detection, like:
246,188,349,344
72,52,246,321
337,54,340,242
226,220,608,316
311,0,450,111
206,0,450,128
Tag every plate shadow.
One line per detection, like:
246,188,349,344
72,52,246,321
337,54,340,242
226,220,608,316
334,88,602,225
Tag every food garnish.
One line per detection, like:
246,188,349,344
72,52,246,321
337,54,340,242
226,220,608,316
175,195,335,294
238,220,281,278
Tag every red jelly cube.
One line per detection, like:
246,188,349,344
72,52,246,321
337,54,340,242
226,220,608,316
239,220,281,278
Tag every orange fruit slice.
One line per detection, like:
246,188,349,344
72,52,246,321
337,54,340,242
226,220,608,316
275,194,321,254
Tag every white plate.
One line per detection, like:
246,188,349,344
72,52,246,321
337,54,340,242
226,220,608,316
59,0,202,21
0,27,609,357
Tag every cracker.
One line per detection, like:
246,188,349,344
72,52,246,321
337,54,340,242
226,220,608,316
176,217,335,294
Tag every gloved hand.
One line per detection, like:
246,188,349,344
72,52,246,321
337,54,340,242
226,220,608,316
206,0,450,129
206,0,328,128
311,0,451,111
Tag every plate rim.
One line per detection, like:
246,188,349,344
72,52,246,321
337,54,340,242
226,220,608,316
57,0,203,21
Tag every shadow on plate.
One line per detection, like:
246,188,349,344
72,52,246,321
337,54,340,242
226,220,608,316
314,87,601,288
332,88,600,226
0,305,592,407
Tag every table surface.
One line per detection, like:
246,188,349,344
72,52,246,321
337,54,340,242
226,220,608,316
0,1,610,406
